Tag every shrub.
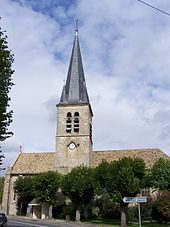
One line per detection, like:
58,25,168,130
128,206,138,222
152,191,170,223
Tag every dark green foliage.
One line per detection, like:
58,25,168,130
63,203,76,219
152,191,170,223
128,201,153,223
94,158,146,201
33,171,61,205
62,166,94,207
143,170,152,188
0,176,4,203
0,148,5,171
52,204,66,219
0,19,14,142
150,158,170,191
128,206,139,222
94,158,146,227
14,176,35,215
114,158,146,198
93,161,115,195
140,196,153,221
14,176,35,202
14,172,61,215
98,193,121,219
62,166,95,221
53,203,76,220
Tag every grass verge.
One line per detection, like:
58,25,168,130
83,219,170,227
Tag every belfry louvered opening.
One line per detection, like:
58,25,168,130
74,112,79,132
66,112,72,133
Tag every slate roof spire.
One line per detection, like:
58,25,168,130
59,23,90,105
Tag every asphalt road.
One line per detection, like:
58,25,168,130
8,219,66,227
7,216,96,227
8,219,51,227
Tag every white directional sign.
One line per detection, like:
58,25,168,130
123,196,147,227
123,196,147,203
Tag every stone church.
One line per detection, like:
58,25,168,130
2,29,170,216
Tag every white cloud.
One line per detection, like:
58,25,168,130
0,0,170,173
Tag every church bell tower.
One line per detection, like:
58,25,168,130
56,27,93,173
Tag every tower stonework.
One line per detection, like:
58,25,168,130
56,30,93,174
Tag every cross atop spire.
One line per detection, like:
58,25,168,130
75,19,78,34
59,25,90,105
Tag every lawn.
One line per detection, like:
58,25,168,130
84,219,170,227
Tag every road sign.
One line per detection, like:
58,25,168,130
123,196,147,227
123,196,147,203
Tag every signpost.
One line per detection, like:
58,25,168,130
123,196,147,227
123,196,147,203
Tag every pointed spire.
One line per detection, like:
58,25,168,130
59,22,89,105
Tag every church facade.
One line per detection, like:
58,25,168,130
2,29,170,216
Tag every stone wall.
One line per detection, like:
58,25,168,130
2,169,11,214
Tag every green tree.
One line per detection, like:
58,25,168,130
62,166,94,221
33,171,61,206
0,18,14,171
93,160,114,195
0,148,5,171
14,176,35,215
0,176,4,203
0,18,14,142
152,191,170,223
94,158,146,227
98,192,121,219
150,158,170,191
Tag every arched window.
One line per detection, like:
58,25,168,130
66,112,72,133
74,112,79,132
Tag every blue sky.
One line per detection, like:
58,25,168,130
1,0,170,174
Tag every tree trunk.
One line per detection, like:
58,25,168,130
20,202,22,214
49,205,52,219
120,202,128,227
84,205,88,219
76,208,80,222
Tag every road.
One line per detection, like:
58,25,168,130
7,216,96,227
8,218,67,227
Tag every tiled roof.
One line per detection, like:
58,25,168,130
92,148,170,168
10,148,170,175
11,152,55,174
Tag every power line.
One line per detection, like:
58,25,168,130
136,0,170,17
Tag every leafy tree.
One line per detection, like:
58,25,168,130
0,19,14,170
14,172,61,217
62,166,94,221
0,147,5,171
0,18,14,142
33,171,61,206
150,158,170,191
98,192,121,219
94,158,146,227
0,176,4,203
152,191,170,223
93,160,114,195
14,176,35,215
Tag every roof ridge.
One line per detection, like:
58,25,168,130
19,151,54,154
94,148,161,152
